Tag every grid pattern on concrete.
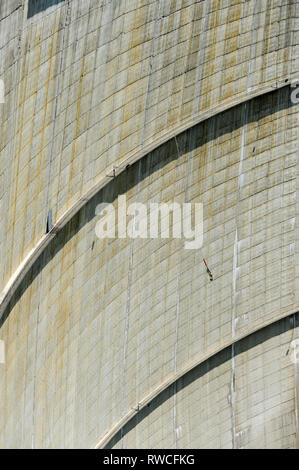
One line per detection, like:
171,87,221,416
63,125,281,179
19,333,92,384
0,0,298,292
0,85,298,448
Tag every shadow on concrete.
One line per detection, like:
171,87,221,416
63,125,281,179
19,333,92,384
27,0,65,18
0,85,295,330
105,312,298,448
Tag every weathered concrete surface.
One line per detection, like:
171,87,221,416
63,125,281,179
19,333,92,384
0,0,298,449
0,85,299,448
0,0,298,288
107,315,299,449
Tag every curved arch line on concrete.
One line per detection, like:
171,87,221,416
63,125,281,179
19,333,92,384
94,308,298,449
0,77,292,322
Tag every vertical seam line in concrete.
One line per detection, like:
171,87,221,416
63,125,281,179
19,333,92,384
141,0,161,145
293,313,299,447
45,0,71,223
191,0,209,118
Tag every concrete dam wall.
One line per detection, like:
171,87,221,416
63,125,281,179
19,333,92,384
0,0,298,448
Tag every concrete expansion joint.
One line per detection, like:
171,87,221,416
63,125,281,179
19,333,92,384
0,77,295,323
